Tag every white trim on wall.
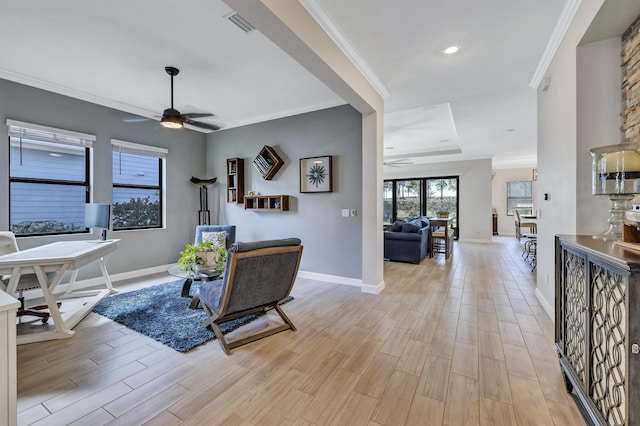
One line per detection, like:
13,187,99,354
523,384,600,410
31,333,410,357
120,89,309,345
530,0,583,89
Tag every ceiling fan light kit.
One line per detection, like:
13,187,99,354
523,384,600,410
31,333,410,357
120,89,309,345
160,66,220,131
161,108,183,129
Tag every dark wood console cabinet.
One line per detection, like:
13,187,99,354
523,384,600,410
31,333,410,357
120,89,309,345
555,235,640,425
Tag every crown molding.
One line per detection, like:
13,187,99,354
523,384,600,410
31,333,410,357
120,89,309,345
530,0,582,89
0,67,159,121
300,0,390,99
0,67,346,133
223,99,347,130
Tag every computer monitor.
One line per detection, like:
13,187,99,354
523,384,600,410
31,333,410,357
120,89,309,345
85,203,111,241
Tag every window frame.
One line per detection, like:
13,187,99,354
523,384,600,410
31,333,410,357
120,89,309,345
506,180,533,216
111,139,167,231
7,120,93,237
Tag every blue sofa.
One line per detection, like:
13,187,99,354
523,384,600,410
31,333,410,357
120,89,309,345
384,217,431,263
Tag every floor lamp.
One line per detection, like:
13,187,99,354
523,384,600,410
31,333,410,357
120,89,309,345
190,176,217,225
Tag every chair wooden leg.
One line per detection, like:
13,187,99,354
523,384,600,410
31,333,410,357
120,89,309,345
275,304,296,331
210,321,232,355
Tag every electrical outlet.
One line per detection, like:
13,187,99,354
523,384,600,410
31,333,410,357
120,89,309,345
350,209,357,217
342,209,350,217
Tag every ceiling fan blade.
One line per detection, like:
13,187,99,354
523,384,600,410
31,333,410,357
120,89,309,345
384,158,413,166
123,117,152,123
183,112,214,119
183,117,221,131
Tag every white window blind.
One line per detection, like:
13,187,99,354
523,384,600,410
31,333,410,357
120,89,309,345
6,119,95,148
111,139,168,158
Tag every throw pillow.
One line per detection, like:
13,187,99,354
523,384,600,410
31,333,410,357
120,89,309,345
401,222,420,233
390,220,405,232
201,231,226,249
409,218,424,229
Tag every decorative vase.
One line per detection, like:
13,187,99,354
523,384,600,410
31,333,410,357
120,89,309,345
197,251,219,269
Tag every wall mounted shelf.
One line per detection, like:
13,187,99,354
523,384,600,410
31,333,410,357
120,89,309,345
226,158,244,203
244,195,289,211
252,145,283,180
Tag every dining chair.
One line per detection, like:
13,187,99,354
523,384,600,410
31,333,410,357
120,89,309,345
515,210,536,240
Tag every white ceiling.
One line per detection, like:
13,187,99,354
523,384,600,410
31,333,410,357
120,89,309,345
0,0,567,169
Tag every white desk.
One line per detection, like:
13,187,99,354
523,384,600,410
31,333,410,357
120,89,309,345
0,240,119,344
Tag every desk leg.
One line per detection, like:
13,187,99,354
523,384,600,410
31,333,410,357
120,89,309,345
98,257,118,295
59,257,118,299
33,265,74,339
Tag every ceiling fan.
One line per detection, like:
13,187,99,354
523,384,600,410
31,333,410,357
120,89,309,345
384,158,413,167
160,66,221,131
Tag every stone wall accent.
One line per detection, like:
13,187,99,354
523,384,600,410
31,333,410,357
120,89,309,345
622,15,640,142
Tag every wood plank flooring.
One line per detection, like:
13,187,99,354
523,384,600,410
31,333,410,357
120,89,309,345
16,236,586,425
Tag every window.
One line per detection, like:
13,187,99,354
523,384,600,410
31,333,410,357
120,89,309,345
111,139,167,230
507,181,533,216
7,120,93,236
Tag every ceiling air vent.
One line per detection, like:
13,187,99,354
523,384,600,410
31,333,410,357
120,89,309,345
226,13,255,33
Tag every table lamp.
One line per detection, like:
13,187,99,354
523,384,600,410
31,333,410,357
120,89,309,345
589,142,640,240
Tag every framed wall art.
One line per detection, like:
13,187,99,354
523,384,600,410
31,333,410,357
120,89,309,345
300,155,332,193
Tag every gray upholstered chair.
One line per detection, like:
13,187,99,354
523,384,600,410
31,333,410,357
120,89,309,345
0,231,55,323
194,225,236,249
197,238,303,354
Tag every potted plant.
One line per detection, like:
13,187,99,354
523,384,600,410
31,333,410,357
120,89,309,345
436,210,449,218
178,242,226,273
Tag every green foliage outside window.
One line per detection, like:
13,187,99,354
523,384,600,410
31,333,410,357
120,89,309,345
112,196,160,229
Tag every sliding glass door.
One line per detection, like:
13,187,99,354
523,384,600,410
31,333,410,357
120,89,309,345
384,176,459,237
426,177,458,231
396,179,421,220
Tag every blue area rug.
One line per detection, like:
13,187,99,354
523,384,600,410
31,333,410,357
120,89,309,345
93,279,293,353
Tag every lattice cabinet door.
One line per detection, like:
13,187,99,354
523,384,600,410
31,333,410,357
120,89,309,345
589,259,627,426
556,235,640,426
559,246,588,390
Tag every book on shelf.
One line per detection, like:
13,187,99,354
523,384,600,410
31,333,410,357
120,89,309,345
256,154,271,171
252,159,267,176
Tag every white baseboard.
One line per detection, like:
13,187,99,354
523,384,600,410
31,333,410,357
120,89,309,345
361,280,385,294
22,264,174,299
297,270,362,287
21,265,377,300
458,238,492,244
297,270,385,294
535,288,554,320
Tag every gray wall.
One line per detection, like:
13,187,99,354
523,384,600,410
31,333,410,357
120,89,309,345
384,158,493,243
207,105,363,280
0,78,207,278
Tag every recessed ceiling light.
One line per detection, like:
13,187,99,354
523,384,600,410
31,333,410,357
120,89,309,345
442,44,461,55
49,153,63,157
439,139,450,143
385,146,394,150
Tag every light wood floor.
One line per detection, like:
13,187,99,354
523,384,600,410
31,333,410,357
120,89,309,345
16,236,586,425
